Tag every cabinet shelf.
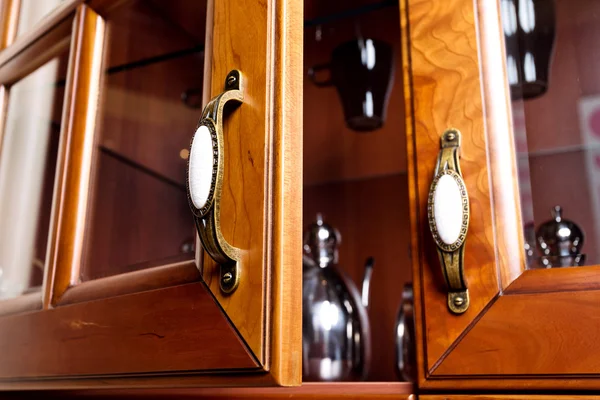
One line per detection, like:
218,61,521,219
50,382,414,399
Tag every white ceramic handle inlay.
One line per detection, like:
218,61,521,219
185,70,244,294
433,174,463,245
188,125,215,210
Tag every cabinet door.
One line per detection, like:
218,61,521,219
0,0,302,389
404,0,600,391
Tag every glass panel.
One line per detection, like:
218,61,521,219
81,0,206,280
502,0,600,268
16,0,66,38
0,52,69,298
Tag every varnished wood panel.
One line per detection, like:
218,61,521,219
40,382,414,399
0,282,257,379
423,396,600,400
304,174,412,381
0,0,19,49
200,0,303,384
303,5,406,185
268,0,304,386
60,260,200,304
402,0,500,375
0,291,41,317
200,0,268,367
0,0,80,70
505,266,600,295
44,5,105,306
0,17,71,85
434,287,600,377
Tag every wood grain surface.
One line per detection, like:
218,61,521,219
402,0,500,375
0,282,258,379
505,266,600,295
59,259,200,305
4,382,414,398
0,0,80,70
0,0,19,49
199,0,269,366
44,5,105,306
268,0,303,386
422,396,600,400
434,286,600,377
0,16,71,85
199,0,303,382
405,0,600,390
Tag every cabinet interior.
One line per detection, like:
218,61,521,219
513,0,600,267
82,0,204,280
303,0,411,382
82,0,411,382
78,0,411,382
0,0,412,384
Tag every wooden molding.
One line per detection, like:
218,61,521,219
405,0,600,390
0,0,81,69
422,396,600,400
38,382,414,398
57,260,201,305
44,5,105,307
0,16,71,85
0,0,20,49
268,0,303,387
0,291,41,316
0,282,259,382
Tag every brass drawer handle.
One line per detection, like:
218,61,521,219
427,129,470,314
186,70,243,294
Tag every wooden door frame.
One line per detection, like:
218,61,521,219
403,0,600,391
0,0,302,389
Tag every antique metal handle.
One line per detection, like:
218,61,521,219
186,70,243,294
427,129,470,314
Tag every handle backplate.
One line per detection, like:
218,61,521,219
427,129,470,314
187,70,243,294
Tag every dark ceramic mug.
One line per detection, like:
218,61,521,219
308,38,395,132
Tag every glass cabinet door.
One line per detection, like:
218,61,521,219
0,0,302,387
404,0,600,391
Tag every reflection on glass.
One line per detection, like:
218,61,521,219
81,0,206,280
502,0,600,268
16,0,66,37
0,54,68,298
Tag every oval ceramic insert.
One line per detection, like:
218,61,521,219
433,174,463,245
189,125,215,210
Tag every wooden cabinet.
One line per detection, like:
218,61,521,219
405,0,600,393
0,0,302,389
0,0,595,397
